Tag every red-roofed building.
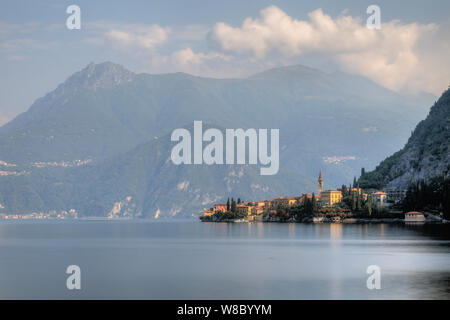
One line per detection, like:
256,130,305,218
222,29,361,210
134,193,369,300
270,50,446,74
213,204,227,213
405,211,425,222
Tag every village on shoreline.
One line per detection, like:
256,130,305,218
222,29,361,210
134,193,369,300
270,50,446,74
200,172,447,224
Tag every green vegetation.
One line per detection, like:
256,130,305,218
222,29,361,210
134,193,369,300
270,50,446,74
402,175,450,220
358,151,404,189
359,87,450,190
366,194,373,216
230,198,237,214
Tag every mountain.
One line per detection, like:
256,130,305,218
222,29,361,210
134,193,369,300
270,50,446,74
0,125,316,217
0,62,437,217
0,63,146,164
0,62,434,172
359,87,450,189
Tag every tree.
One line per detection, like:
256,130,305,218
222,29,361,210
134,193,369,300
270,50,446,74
303,196,312,215
237,198,241,204
366,194,373,216
311,193,318,214
401,174,450,216
341,185,348,197
231,198,236,213
277,203,290,221
353,177,357,188
442,177,450,220
226,198,230,211
375,201,381,214
351,191,356,211
356,185,361,210
361,167,366,177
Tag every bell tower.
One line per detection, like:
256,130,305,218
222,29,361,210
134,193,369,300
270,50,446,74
318,171,324,195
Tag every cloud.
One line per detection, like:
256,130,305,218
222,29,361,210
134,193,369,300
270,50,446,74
208,6,449,95
170,48,235,76
172,48,229,67
142,48,236,78
105,24,170,53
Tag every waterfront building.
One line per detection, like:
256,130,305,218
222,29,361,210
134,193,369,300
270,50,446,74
204,203,228,216
316,171,343,206
251,206,265,215
348,187,367,201
319,190,343,206
350,187,363,194
384,189,407,203
213,203,227,213
253,201,266,208
372,191,388,207
204,209,215,217
236,203,252,216
318,171,324,195
271,196,301,209
299,193,320,203
405,211,425,222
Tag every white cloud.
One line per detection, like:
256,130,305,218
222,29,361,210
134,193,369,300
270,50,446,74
172,48,230,67
142,48,234,78
105,24,170,53
62,8,448,94
208,6,449,95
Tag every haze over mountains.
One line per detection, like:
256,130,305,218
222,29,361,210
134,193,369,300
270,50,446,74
0,62,436,217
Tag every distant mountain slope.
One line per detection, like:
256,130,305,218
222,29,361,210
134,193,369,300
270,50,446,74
359,88,450,189
0,62,434,182
0,126,316,217
0,62,439,217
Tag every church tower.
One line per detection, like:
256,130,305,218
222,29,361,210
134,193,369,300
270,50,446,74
318,171,324,195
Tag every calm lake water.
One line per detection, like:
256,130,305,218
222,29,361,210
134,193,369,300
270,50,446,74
0,220,449,299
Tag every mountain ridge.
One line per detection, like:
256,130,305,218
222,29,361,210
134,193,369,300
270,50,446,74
359,87,450,189
0,62,439,217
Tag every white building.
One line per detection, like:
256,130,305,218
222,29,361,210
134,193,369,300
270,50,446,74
405,211,425,222
372,191,388,208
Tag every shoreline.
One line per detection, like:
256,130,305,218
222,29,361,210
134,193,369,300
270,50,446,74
200,217,449,224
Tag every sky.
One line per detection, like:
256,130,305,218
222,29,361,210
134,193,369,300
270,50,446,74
0,0,449,125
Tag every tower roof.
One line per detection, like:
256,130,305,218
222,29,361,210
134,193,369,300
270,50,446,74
319,171,323,180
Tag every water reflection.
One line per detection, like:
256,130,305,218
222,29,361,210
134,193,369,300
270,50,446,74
288,223,296,239
330,224,343,240
0,220,449,299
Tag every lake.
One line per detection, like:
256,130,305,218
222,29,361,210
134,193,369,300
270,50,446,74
0,220,449,299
